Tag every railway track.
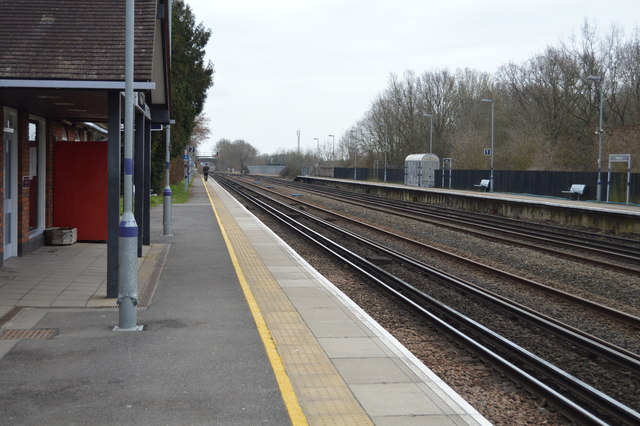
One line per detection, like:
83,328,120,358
215,174,640,425
251,175,640,276
238,176,640,327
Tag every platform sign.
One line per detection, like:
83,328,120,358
606,153,632,205
609,154,630,162
483,148,491,156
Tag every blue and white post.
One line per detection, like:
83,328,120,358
115,0,142,331
163,123,172,236
184,149,189,193
162,0,173,237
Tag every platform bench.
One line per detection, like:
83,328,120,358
474,179,490,191
561,184,586,200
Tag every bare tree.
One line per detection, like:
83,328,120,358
190,113,212,149
335,20,640,172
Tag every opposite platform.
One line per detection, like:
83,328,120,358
205,177,490,425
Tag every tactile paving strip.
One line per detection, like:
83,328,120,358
0,328,57,339
210,183,373,426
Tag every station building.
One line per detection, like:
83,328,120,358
0,0,172,297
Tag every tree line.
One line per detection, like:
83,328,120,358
172,18,639,177
339,22,640,173
150,0,214,191
238,21,639,176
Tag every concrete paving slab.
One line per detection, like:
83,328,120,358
332,357,416,384
350,382,447,416
318,336,390,358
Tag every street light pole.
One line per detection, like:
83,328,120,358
313,137,319,164
588,75,605,202
424,113,433,154
350,130,357,180
383,124,388,183
328,134,334,166
116,0,141,331
481,99,495,192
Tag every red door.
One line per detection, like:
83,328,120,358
53,142,108,241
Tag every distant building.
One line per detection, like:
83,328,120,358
247,165,286,176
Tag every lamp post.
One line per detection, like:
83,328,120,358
350,130,357,180
382,124,388,183
588,75,604,202
424,113,434,187
313,137,319,164
328,134,334,166
424,113,433,154
481,99,495,192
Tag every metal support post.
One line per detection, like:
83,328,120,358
481,99,495,192
107,91,121,298
606,166,611,203
626,165,631,206
134,110,145,257
143,119,151,245
184,149,188,193
596,84,604,202
489,102,494,192
163,124,173,236
383,125,388,183
115,0,141,331
588,75,605,201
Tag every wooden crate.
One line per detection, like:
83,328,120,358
44,227,77,245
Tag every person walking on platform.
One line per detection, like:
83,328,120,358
203,165,210,181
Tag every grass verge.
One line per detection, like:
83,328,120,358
150,180,191,207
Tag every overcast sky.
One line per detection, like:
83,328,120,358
186,0,639,157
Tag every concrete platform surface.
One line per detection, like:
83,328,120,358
0,176,489,425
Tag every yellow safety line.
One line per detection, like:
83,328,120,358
202,178,308,426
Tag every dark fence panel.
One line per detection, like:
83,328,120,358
324,168,638,203
371,168,405,183
333,167,369,180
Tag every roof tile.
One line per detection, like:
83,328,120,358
0,0,158,82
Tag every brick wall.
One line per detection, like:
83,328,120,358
17,110,30,249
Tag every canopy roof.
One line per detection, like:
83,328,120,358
0,0,171,123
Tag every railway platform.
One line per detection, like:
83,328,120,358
296,176,640,235
0,177,489,425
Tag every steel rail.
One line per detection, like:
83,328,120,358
233,177,640,369
256,176,640,260
250,177,640,276
248,179,640,326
